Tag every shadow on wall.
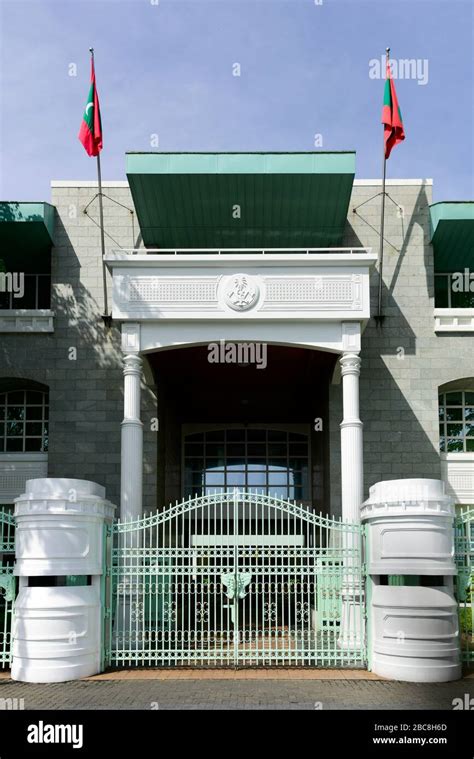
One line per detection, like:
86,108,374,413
0,210,157,509
328,183,440,512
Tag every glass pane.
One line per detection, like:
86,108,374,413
25,438,43,452
434,276,449,308
268,461,287,471
25,391,43,405
438,406,445,420
445,392,463,405
227,444,245,457
226,472,245,487
6,407,25,421
247,443,266,457
466,438,474,452
446,438,464,452
439,437,446,452
465,424,474,437
26,406,44,420
268,443,286,457
206,460,226,474
6,438,23,452
268,472,288,486
289,432,306,442
227,457,246,468
465,408,474,422
446,423,464,437
465,392,474,405
6,421,23,436
7,392,25,404
205,443,225,457
205,473,225,486
247,462,266,472
247,471,266,486
26,422,43,436
445,407,462,421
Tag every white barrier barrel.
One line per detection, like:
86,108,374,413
361,478,456,575
14,478,115,576
371,585,461,683
11,478,115,683
11,586,100,683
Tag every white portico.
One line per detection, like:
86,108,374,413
105,247,377,523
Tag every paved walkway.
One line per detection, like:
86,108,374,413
0,670,472,710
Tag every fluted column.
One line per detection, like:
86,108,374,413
121,353,143,522
340,352,363,524
339,351,364,649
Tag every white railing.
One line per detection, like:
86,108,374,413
112,247,372,257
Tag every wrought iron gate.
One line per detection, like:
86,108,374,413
455,508,474,664
0,507,15,668
106,491,366,667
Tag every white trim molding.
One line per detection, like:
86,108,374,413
0,310,54,333
434,308,474,332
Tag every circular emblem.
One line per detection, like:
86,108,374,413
224,274,260,311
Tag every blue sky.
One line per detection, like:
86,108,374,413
0,0,473,202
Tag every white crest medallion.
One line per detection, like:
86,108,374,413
224,273,260,312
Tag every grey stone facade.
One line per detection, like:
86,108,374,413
1,178,472,515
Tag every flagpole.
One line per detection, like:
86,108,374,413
376,47,390,324
89,47,110,324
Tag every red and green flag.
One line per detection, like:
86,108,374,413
381,61,405,159
78,59,103,157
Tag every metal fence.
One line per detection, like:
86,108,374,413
105,490,367,668
455,508,474,665
0,507,15,668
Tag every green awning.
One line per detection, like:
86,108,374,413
0,202,55,269
126,152,356,248
430,201,474,272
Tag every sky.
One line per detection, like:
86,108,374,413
0,0,473,203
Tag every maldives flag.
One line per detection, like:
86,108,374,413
78,59,103,156
381,62,405,159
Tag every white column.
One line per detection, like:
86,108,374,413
340,352,363,524
121,352,143,521
338,351,364,649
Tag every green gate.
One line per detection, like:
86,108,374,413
0,507,16,669
455,508,474,665
106,491,366,668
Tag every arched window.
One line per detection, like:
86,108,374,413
0,387,49,452
184,427,310,500
439,390,474,453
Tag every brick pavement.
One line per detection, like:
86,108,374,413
0,671,472,710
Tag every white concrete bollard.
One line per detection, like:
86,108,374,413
362,478,462,683
11,478,115,683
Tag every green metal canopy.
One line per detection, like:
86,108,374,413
126,152,356,248
0,202,55,270
430,201,474,272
